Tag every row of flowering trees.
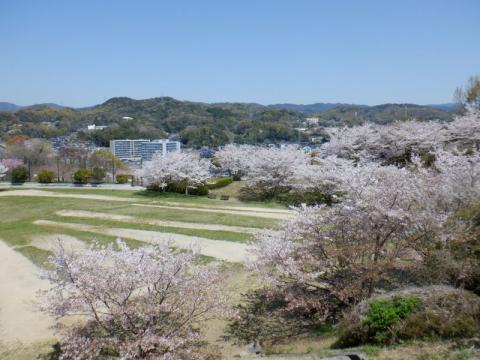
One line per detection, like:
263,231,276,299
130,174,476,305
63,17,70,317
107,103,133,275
226,111,480,344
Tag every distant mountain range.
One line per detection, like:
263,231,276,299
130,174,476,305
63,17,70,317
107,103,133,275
0,100,457,113
0,102,23,112
0,102,67,112
0,97,456,148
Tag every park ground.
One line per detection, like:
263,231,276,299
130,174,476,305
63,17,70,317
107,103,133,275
0,184,478,359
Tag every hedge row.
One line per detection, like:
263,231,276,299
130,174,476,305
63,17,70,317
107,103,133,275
206,177,233,190
147,181,209,196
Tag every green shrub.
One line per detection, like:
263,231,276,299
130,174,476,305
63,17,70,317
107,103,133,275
275,190,340,206
37,169,55,183
73,168,91,184
336,286,480,347
364,296,419,343
165,180,208,196
90,167,106,183
238,184,288,201
206,177,233,190
116,174,129,184
11,165,28,183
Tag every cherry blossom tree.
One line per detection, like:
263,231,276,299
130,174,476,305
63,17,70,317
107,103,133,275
251,161,429,296
290,155,354,201
139,152,211,194
215,144,256,180
242,146,310,198
40,240,227,359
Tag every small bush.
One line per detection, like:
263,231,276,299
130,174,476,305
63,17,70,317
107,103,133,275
90,167,106,183
336,286,480,347
275,190,339,206
364,296,419,343
37,169,55,183
206,177,233,190
73,168,91,184
116,174,129,184
227,286,340,345
11,165,28,183
238,184,289,201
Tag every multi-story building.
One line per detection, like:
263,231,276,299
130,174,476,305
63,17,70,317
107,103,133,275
109,139,181,161
109,139,149,160
140,140,181,161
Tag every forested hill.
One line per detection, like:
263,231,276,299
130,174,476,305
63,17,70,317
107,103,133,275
299,103,453,127
0,97,453,147
269,102,457,115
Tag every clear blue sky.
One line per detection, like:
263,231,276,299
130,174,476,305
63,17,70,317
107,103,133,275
1,0,479,107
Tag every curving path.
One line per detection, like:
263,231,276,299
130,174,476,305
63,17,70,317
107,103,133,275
133,203,291,220
55,210,274,235
0,240,54,344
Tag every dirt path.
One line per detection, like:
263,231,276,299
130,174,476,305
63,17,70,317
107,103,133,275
0,240,54,344
56,209,274,235
0,189,132,202
30,233,87,252
133,203,291,220
156,201,292,214
34,220,250,262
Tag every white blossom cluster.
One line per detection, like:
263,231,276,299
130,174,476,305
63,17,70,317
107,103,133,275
321,109,480,162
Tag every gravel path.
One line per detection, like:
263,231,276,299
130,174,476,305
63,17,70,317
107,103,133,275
34,220,250,262
0,240,54,344
56,210,273,235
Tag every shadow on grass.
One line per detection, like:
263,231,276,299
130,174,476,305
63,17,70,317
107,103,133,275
134,190,205,199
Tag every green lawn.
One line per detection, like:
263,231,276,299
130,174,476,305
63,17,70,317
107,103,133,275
0,191,280,267
16,186,284,209
43,215,254,243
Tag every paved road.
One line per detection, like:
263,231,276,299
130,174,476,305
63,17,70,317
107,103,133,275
0,181,144,190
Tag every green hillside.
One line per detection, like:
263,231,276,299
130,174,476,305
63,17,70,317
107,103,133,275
312,103,453,126
0,97,453,147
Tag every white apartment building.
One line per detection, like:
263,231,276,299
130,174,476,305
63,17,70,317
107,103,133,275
109,139,181,161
